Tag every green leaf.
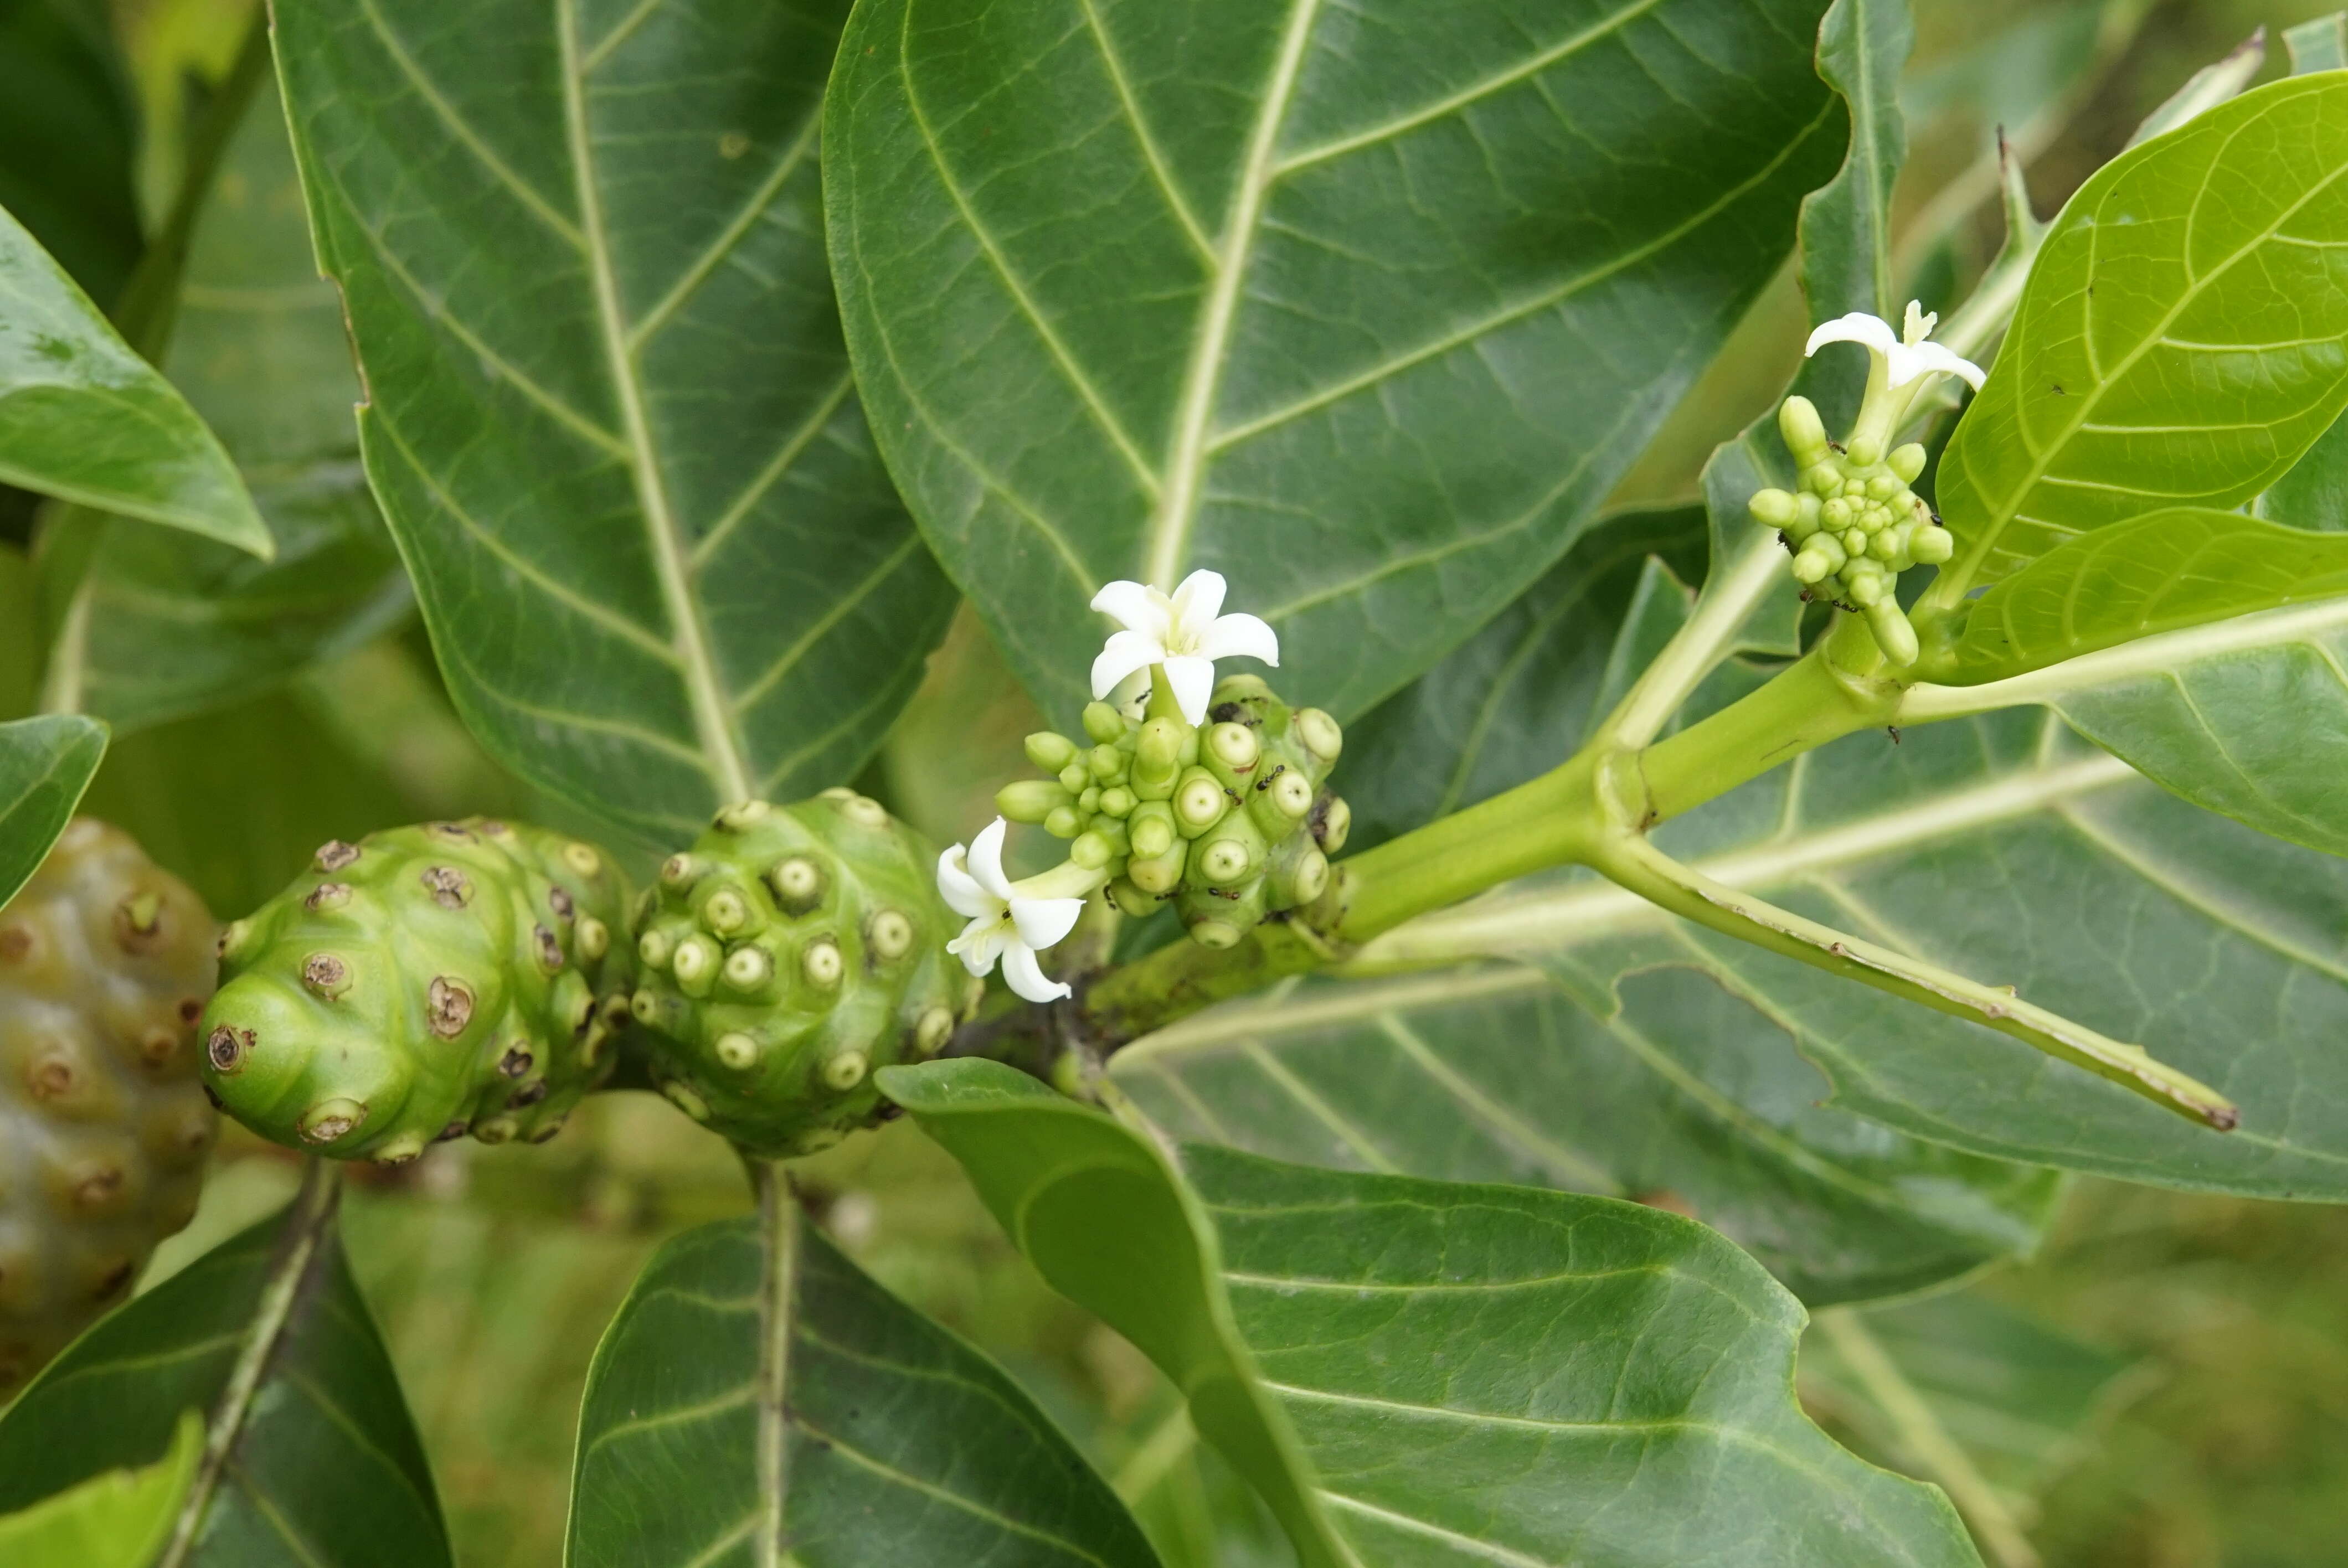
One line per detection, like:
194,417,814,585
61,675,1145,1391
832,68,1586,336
0,201,266,554
0,713,105,907
272,0,956,843
1943,507,2348,683
55,71,409,733
1340,504,1709,852
565,1188,1159,1568
826,0,1845,722
1367,700,2348,1199
0,1410,202,1568
2286,14,2348,76
1803,1294,2141,1556
1112,964,2057,1307
1928,75,2348,601
0,1165,452,1567
0,0,142,310
884,1059,1985,1568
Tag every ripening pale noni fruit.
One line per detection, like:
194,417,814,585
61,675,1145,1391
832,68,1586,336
0,819,218,1394
629,791,967,1156
200,819,636,1164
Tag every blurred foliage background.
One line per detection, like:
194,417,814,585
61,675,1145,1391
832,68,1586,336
6,0,2348,1562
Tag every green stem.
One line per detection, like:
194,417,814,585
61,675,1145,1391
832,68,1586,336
1588,831,2236,1129
751,1159,801,1568
158,1156,341,1568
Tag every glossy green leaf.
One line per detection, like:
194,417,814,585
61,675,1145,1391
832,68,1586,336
1113,964,2056,1307
567,1198,1158,1568
827,0,1844,722
1943,507,2348,683
884,1059,1985,1568
0,202,266,553
1929,75,2348,599
56,71,408,733
273,0,956,844
0,1168,452,1566
2285,14,2348,75
0,713,105,907
0,0,141,310
1366,700,2348,1198
0,1410,201,1568
1803,1295,2140,1550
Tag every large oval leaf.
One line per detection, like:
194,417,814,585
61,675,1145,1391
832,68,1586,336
1113,964,2056,1308
56,70,408,732
0,202,266,553
0,1167,452,1567
1367,701,2348,1199
883,1059,1984,1568
1927,74,2348,601
1944,507,2348,683
0,1410,201,1568
273,0,956,843
567,1194,1159,1568
0,713,105,906
826,0,1845,720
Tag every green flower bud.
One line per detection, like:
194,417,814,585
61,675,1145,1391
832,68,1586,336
997,780,1073,823
1821,497,1851,527
1072,831,1116,870
1057,761,1089,794
1127,839,1187,895
1136,716,1186,776
1866,599,1920,666
1791,545,1838,584
1129,802,1177,859
1865,473,1903,503
1024,731,1079,772
1778,394,1830,465
1888,443,1928,482
1846,434,1883,467
1078,785,1101,814
1044,806,1085,840
1748,487,1800,529
1801,463,1841,496
1089,744,1126,782
1107,878,1158,919
1082,702,1127,744
1097,785,1137,818
1909,523,1954,565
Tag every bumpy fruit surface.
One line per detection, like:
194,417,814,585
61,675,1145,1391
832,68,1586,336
200,819,635,1164
0,819,218,1394
629,791,965,1156
998,673,1347,951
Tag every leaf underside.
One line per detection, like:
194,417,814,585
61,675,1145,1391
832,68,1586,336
884,1059,1983,1568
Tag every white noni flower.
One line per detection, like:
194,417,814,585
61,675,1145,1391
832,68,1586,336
1805,300,1985,392
936,818,1084,1004
1088,569,1279,725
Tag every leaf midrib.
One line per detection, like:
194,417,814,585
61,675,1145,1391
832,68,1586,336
554,0,753,804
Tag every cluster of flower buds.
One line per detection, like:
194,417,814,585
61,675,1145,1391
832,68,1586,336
939,569,1346,1002
997,672,1347,951
1747,302,1985,667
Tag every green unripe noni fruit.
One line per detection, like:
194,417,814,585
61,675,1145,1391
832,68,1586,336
1,819,218,1394
629,790,967,1156
200,819,635,1163
1169,675,1348,945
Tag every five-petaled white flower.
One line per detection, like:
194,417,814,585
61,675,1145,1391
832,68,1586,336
1805,300,1985,392
1089,569,1280,725
938,818,1085,1004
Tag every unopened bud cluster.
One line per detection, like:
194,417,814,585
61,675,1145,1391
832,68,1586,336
998,674,1348,951
1747,395,1950,666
